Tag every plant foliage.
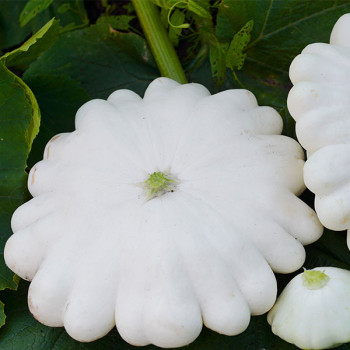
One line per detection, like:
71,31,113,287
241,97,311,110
1,0,350,349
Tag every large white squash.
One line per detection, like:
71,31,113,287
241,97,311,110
288,14,350,246
4,77,322,347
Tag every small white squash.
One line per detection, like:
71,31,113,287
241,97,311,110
288,14,350,246
4,77,322,347
268,267,350,349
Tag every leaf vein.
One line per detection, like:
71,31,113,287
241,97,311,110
247,2,350,48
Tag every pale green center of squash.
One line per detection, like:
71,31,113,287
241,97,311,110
144,171,176,199
302,270,330,290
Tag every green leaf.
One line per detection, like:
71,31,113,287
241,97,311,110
1,18,60,70
0,62,40,294
100,0,116,16
168,6,190,29
97,15,136,32
214,0,350,135
123,2,135,14
0,16,69,327
24,74,91,167
168,9,186,45
24,21,159,99
20,0,54,27
29,0,89,34
216,0,350,69
209,37,229,87
226,20,253,72
55,0,89,33
0,1,32,50
0,302,4,328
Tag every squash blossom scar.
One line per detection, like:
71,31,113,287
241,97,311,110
302,269,330,290
143,171,177,200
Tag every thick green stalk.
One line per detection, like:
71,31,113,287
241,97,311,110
132,0,187,84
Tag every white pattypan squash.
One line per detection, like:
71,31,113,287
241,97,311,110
288,14,350,245
4,77,322,348
268,267,350,349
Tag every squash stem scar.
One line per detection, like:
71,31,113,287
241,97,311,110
302,270,330,290
144,171,177,200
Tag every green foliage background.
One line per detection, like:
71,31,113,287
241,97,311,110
1,0,350,349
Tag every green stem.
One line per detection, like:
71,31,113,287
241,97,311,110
132,0,187,84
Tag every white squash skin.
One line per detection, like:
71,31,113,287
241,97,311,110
330,14,350,48
5,77,322,347
267,267,350,349
288,14,350,245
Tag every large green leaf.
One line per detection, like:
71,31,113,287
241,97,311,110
0,16,66,296
1,18,60,70
25,0,89,33
0,0,87,54
216,0,350,68
215,0,350,94
24,21,159,99
214,0,350,136
0,62,39,293
20,0,54,27
0,1,31,51
0,16,71,332
24,74,91,167
97,15,137,32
